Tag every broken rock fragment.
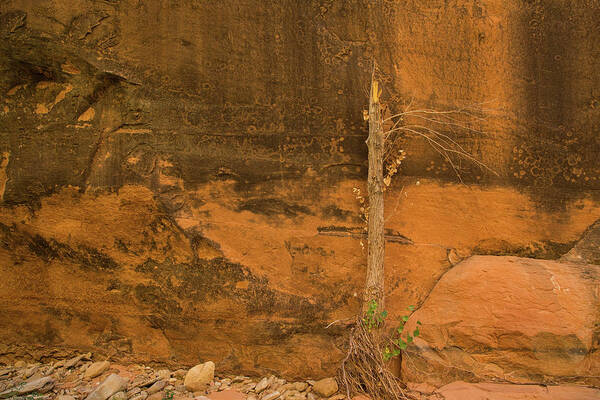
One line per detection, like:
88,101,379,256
85,373,128,400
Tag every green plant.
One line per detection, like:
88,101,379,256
163,389,174,400
362,299,388,330
362,300,422,361
383,305,422,361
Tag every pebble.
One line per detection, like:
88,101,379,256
0,387,19,398
262,390,281,400
130,375,159,389
64,355,84,369
173,369,187,378
147,379,166,394
108,392,127,400
85,374,129,400
220,378,232,386
312,378,338,398
279,383,296,392
293,382,308,392
19,376,55,394
23,365,39,378
281,389,301,400
157,369,172,380
127,387,142,397
85,361,111,379
130,390,148,400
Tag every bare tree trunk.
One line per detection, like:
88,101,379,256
364,68,385,312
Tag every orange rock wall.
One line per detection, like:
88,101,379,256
0,0,599,379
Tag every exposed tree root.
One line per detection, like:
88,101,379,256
338,318,419,400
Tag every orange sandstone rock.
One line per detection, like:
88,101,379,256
435,381,600,400
402,256,600,386
207,390,246,400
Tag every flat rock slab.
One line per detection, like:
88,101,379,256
20,376,55,394
85,374,128,400
436,381,600,400
207,390,246,400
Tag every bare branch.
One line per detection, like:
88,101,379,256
382,99,501,123
402,113,489,136
386,123,469,155
396,126,498,176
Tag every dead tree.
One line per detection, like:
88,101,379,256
362,63,496,311
364,67,385,311
340,62,497,400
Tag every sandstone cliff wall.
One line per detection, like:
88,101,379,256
0,0,599,380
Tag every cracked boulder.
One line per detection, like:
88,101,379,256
402,256,600,387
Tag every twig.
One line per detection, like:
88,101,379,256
393,126,498,176
325,318,354,329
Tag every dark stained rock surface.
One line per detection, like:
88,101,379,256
0,0,599,379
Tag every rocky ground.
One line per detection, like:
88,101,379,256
0,355,347,400
1,355,600,400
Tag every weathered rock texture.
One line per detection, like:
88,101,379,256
403,256,600,386
561,219,600,264
0,0,599,379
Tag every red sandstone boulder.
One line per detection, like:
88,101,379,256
402,256,600,386
435,381,600,400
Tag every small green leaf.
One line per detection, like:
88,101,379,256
399,340,407,350
417,321,422,325
402,316,409,322
408,305,415,311
381,310,388,318
397,326,404,333
407,335,413,343
414,328,420,337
